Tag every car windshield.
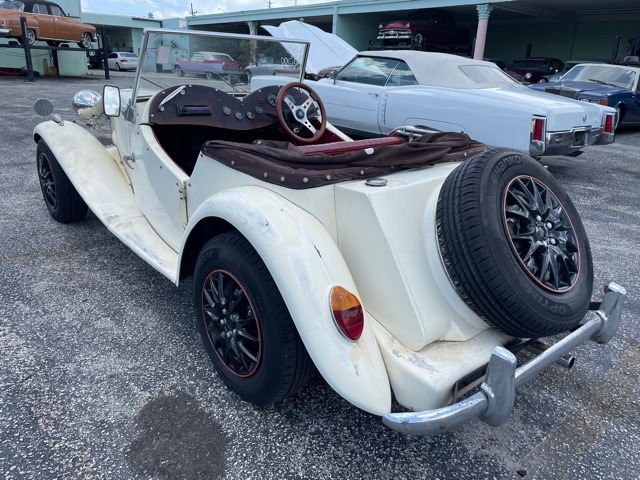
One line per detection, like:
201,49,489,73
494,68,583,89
510,59,548,70
0,0,24,11
561,65,637,89
133,29,308,101
459,65,522,87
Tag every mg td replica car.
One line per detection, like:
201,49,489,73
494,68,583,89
33,28,626,436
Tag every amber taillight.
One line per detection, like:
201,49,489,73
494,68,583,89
330,286,364,340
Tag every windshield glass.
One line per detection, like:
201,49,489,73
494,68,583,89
133,29,308,101
510,59,548,70
459,65,522,88
0,1,24,11
561,65,637,89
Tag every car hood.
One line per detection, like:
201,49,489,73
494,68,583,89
530,80,628,96
262,20,357,75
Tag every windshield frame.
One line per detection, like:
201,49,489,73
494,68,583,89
131,28,311,106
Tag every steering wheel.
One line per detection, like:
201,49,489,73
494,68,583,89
276,82,327,144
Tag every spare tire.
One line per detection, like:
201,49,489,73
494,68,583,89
436,148,593,338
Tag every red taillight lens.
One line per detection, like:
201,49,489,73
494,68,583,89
121,59,128,62
533,118,544,142
604,114,614,133
330,286,364,340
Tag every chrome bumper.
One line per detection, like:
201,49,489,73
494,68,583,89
536,127,604,156
0,28,12,36
382,282,626,436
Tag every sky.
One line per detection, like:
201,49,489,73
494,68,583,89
81,0,334,20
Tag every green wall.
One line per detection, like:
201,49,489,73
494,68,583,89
485,21,640,64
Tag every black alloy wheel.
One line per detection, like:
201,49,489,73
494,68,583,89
194,233,313,405
201,269,262,377
503,175,580,293
36,140,88,223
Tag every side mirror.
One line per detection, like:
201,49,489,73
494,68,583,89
331,70,338,84
73,89,103,120
103,85,121,117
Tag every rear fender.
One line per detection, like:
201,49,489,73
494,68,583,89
181,186,391,415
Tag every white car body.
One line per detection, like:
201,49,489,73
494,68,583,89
32,28,625,435
106,52,139,71
307,51,616,156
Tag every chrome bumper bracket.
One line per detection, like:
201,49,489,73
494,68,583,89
382,282,627,436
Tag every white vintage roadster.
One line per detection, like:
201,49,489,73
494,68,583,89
33,29,626,435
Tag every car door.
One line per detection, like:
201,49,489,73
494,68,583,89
107,53,117,70
30,3,55,39
313,56,400,135
49,3,73,41
126,121,189,252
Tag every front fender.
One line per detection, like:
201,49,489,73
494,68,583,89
181,186,391,415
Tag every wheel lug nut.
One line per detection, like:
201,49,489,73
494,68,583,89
222,308,227,314
220,319,226,326
536,215,542,221
545,221,553,229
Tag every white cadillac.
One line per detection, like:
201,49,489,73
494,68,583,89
33,28,625,436
309,50,619,156
260,21,617,157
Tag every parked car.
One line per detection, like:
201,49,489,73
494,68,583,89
0,0,95,47
529,63,640,128
106,52,138,71
174,51,249,82
297,51,616,157
484,57,507,71
546,59,610,83
372,9,469,53
507,57,564,84
244,56,299,81
32,28,626,436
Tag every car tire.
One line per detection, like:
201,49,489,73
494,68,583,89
436,148,593,338
413,33,424,51
46,40,60,47
194,233,314,405
36,140,88,223
615,104,624,130
78,32,92,49
175,65,184,77
115,63,121,71
18,28,36,45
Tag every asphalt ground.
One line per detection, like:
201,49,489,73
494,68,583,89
1,72,639,480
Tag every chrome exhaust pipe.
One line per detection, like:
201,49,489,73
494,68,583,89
526,340,576,369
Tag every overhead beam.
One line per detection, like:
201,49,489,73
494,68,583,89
491,1,575,22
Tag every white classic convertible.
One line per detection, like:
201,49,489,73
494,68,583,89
33,28,626,435
307,50,618,157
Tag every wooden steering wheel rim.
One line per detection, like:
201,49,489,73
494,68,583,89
275,82,327,144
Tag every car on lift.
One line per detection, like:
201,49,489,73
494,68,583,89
0,0,96,47
529,62,640,128
32,28,626,436
371,9,470,53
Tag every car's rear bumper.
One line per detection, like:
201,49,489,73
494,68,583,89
382,282,626,436
531,124,613,156
0,28,12,36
